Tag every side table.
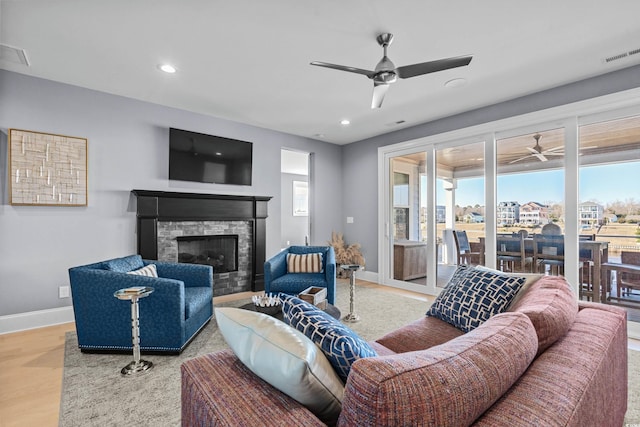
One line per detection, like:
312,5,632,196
340,264,363,323
114,286,154,375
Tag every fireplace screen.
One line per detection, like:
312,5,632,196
177,234,238,273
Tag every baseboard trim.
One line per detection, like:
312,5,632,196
0,306,75,335
358,270,378,283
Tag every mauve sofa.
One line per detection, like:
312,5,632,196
181,275,628,426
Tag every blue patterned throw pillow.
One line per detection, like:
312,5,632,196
103,255,145,273
426,265,526,333
280,295,377,382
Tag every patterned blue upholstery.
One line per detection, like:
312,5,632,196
426,265,526,333
68,255,213,354
264,246,337,305
281,295,377,382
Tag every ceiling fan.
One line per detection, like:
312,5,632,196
509,134,564,164
310,33,473,108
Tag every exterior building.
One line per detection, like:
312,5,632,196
464,212,484,223
420,206,446,224
519,201,549,225
579,202,604,227
497,201,520,226
436,205,446,223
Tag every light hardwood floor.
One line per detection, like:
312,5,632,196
1,281,637,427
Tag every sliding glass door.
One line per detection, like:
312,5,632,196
496,127,565,275
578,112,640,321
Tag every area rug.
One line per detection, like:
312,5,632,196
59,282,429,426
59,283,640,426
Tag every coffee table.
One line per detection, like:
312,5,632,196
239,302,341,322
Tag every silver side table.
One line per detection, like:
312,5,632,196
340,264,363,323
114,286,154,375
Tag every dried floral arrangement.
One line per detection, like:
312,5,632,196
328,231,365,277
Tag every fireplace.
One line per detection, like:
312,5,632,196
131,190,271,295
177,234,238,272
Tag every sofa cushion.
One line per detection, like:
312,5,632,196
103,254,144,273
338,312,539,427
508,275,578,355
426,265,526,332
287,253,324,273
184,287,213,319
214,307,343,424
126,263,158,277
281,295,377,382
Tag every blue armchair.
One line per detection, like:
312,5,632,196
68,254,213,354
264,246,336,305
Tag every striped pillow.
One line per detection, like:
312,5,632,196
287,253,323,273
127,264,158,277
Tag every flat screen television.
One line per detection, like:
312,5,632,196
169,128,253,185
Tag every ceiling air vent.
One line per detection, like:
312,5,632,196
0,44,30,66
603,47,640,65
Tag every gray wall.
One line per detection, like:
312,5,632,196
0,70,343,316
342,64,640,273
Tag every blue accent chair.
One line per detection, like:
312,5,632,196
68,254,213,354
264,246,336,305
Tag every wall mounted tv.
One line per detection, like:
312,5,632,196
169,128,253,185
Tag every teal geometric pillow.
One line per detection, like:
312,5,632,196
281,295,377,382
426,265,526,333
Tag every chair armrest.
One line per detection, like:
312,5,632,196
148,260,213,289
264,250,288,291
324,248,337,305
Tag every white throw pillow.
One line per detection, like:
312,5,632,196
215,307,344,424
126,264,158,277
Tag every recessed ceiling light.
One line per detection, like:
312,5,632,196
340,119,350,126
444,78,467,88
158,64,177,73
215,152,222,156
313,133,325,138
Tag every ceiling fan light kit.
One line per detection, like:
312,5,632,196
311,33,472,109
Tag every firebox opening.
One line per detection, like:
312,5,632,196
177,234,238,273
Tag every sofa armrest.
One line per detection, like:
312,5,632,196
149,260,213,289
181,349,325,427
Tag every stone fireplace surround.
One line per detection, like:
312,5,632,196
131,190,271,295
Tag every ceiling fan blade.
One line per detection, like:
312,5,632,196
371,82,389,109
310,61,376,78
526,147,539,154
542,152,563,156
396,55,472,79
545,146,564,152
534,153,548,162
509,155,532,164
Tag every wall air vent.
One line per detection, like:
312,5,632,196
0,44,30,66
603,47,640,65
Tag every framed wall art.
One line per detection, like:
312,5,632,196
9,129,88,206
292,180,308,216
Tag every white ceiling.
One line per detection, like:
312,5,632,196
2,1,640,145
